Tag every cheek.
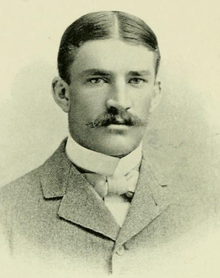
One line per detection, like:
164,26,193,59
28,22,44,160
132,94,152,117
69,91,105,120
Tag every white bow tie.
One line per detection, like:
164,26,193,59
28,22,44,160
83,167,140,199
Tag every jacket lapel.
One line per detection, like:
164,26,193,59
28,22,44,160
40,139,171,245
40,139,120,241
58,165,120,240
115,155,172,248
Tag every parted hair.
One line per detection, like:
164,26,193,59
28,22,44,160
58,11,161,84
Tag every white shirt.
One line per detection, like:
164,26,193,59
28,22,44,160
65,136,142,226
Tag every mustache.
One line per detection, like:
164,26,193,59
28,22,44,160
86,108,147,128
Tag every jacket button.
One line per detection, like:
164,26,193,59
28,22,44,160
116,245,125,256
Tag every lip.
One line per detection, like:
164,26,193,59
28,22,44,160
106,124,130,130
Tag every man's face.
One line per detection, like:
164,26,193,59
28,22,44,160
66,39,160,157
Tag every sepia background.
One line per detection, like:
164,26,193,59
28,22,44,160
0,0,219,187
0,0,220,277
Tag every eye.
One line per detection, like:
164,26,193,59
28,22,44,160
88,78,107,84
129,78,147,85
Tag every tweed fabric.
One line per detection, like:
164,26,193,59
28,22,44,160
0,139,220,277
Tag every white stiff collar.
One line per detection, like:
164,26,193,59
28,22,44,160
65,135,142,177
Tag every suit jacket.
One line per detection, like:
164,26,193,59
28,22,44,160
0,139,220,277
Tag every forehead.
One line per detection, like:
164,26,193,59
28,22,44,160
69,39,156,77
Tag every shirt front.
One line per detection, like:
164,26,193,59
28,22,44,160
65,135,142,226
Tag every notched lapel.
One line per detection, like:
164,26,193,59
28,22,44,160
40,140,120,241
116,157,172,247
40,139,171,245
58,166,120,241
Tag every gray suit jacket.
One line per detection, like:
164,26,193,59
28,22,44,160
0,139,219,276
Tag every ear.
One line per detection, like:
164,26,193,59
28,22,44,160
149,80,162,114
52,77,70,113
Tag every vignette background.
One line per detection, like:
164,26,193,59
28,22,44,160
0,1,220,277
0,0,219,186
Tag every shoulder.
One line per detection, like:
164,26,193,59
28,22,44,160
0,165,45,249
0,139,68,217
0,138,68,206
0,166,43,216
143,142,220,228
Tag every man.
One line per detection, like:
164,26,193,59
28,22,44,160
0,11,219,277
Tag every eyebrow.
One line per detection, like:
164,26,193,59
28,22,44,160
129,70,152,76
81,69,111,76
80,69,152,77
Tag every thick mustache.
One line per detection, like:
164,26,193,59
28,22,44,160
86,109,147,128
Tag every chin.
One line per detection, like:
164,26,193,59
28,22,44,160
95,135,141,157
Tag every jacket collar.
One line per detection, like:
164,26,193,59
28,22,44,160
40,139,171,243
115,152,171,248
40,139,72,198
40,139,120,240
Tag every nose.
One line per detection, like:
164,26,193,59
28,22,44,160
106,82,132,112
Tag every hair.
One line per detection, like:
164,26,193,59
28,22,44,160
58,11,161,84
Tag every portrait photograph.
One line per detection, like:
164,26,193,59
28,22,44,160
0,0,220,277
